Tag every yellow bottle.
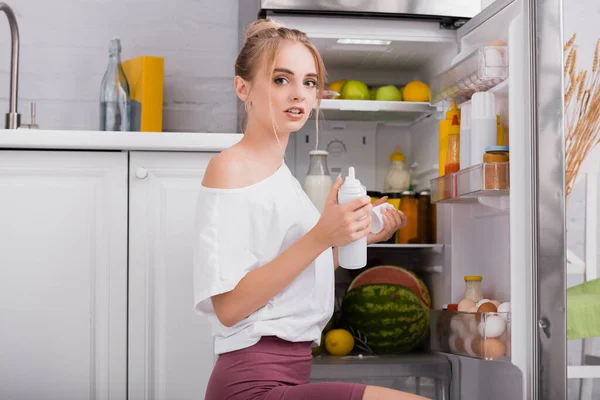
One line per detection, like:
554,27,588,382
496,115,505,146
439,100,460,176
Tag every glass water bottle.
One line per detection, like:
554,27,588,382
100,37,131,131
303,150,333,213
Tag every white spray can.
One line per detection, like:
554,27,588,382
337,166,367,269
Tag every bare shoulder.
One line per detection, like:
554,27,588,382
202,147,249,189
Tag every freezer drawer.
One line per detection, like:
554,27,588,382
310,354,451,399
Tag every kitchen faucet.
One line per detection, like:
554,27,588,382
0,2,20,129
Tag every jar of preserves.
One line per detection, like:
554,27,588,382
397,191,418,244
483,146,509,190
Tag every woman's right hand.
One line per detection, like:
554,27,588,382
313,176,373,248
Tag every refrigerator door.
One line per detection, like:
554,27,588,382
508,0,566,399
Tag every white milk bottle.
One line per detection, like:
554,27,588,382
303,150,332,213
337,166,367,269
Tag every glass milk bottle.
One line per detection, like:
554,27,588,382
303,150,333,213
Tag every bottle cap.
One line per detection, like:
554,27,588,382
390,146,405,162
446,100,460,120
485,145,509,152
309,150,328,156
343,166,361,188
464,275,483,281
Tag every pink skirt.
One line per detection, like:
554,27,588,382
205,336,366,400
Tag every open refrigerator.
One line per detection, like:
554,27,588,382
240,1,566,399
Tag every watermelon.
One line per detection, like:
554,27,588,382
342,284,430,354
348,265,431,307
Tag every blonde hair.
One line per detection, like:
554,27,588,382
235,18,326,153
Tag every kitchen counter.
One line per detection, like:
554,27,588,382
0,129,242,152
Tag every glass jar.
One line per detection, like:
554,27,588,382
483,145,509,190
464,276,484,303
397,191,418,244
384,146,411,192
303,150,333,213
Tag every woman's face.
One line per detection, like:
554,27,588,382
247,41,319,135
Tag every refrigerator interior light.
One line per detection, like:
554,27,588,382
337,38,392,45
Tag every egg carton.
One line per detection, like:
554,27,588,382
430,46,509,104
430,310,511,361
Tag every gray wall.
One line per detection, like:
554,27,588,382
0,0,241,132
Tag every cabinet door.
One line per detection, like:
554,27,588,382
128,151,215,400
0,151,128,400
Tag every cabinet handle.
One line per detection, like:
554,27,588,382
135,167,148,179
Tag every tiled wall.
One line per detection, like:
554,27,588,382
0,0,240,132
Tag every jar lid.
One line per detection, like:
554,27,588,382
485,146,509,152
464,275,483,281
401,190,416,195
309,150,329,156
419,190,431,196
383,192,403,199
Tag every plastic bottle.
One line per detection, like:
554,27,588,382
337,166,367,269
439,100,460,176
445,115,461,175
459,103,471,169
383,146,411,192
496,115,505,146
470,92,496,166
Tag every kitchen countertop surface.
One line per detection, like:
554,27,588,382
0,129,242,152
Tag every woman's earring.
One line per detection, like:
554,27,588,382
245,101,252,113
308,109,313,118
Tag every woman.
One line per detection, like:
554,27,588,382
193,18,427,400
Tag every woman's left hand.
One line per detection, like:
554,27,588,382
366,196,408,245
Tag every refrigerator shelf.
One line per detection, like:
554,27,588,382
311,353,451,397
430,46,509,104
431,310,511,361
312,99,436,123
368,244,443,250
430,162,510,204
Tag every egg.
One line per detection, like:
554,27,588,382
449,334,459,353
468,306,478,313
468,317,480,335
450,315,467,338
471,336,483,358
463,335,478,357
489,40,508,56
476,302,498,322
478,315,506,338
458,298,476,312
482,338,506,360
476,299,492,308
498,302,511,320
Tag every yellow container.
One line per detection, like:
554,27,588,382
496,115,505,146
122,56,165,132
439,101,460,176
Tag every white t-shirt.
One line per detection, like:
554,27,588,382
192,162,335,355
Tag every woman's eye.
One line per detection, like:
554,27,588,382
305,80,317,88
274,77,288,85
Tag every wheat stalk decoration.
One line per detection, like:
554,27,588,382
565,33,600,197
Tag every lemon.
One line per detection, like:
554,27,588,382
325,329,355,356
327,80,346,96
402,80,430,102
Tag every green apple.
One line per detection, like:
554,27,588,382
375,85,403,101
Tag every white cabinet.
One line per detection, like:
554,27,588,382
0,151,128,400
128,151,216,400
